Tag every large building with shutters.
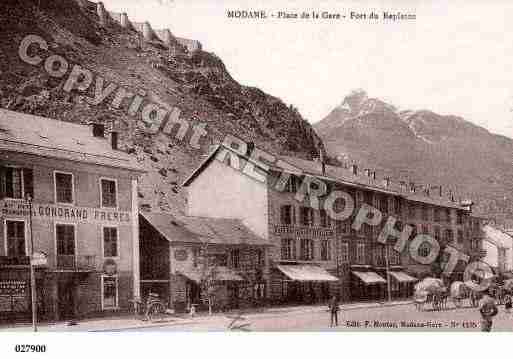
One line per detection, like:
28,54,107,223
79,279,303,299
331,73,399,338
182,143,486,304
0,109,144,322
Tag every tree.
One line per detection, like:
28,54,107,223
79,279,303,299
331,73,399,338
198,243,219,315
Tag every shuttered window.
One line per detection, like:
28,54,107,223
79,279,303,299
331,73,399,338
55,172,73,204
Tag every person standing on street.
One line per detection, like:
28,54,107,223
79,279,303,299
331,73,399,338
504,294,512,314
479,290,498,332
329,295,340,327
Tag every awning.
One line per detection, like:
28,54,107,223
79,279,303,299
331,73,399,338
389,271,418,283
277,265,338,282
178,266,244,283
352,271,386,285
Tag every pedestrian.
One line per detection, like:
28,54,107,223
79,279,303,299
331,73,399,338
479,290,498,332
504,294,512,314
328,295,340,327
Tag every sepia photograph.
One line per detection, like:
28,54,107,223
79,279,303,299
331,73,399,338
1,0,513,356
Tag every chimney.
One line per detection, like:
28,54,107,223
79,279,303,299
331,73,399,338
449,190,455,202
111,131,119,150
439,185,442,197
92,123,105,138
246,141,255,157
461,199,474,212
372,171,376,180
120,12,130,28
364,168,371,177
424,188,430,196
399,181,407,192
383,176,390,187
409,182,416,193
351,164,358,176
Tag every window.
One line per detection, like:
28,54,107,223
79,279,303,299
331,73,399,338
340,242,349,263
434,226,441,242
284,175,297,193
103,227,118,258
102,275,118,310
281,238,295,260
320,209,331,228
364,192,373,205
444,229,453,243
434,208,440,222
300,206,314,226
280,205,295,225
230,248,240,268
299,238,314,260
5,220,26,257
213,253,228,266
408,204,416,219
445,209,451,223
54,172,73,204
373,247,384,266
356,243,366,264
457,230,464,244
421,205,428,221
56,224,75,256
0,167,33,199
101,178,117,208
394,197,402,215
320,240,331,260
192,247,201,267
418,242,431,257
389,247,401,265
337,220,350,234
378,196,388,214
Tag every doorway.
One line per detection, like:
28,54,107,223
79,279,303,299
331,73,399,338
57,278,76,320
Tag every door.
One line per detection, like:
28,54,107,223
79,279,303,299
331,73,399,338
57,278,75,320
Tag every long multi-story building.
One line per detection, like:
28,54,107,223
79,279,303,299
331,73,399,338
183,143,486,304
0,109,144,322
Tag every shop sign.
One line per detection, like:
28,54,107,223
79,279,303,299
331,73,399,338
1,200,131,224
0,280,28,313
174,249,188,261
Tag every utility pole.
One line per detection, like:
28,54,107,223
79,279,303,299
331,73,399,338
384,244,392,303
26,194,37,332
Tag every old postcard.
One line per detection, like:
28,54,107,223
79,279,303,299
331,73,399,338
1,0,513,349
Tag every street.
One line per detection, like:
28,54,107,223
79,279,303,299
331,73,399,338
125,302,513,332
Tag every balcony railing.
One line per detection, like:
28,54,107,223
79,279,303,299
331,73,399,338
56,255,96,271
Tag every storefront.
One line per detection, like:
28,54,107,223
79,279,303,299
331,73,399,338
350,270,387,301
270,264,339,304
139,211,270,313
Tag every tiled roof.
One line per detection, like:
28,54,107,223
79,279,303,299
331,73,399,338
140,211,270,246
0,109,144,172
276,155,466,210
183,145,468,210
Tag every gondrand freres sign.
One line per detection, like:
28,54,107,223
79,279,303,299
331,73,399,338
1,200,131,224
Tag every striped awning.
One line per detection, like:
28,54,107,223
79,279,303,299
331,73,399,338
277,265,338,282
352,271,386,285
389,271,417,283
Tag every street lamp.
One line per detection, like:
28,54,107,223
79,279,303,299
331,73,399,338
25,194,37,332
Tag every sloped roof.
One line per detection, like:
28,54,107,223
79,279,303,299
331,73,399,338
0,109,143,172
140,211,270,246
183,145,467,210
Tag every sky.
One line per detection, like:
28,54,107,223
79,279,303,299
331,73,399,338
103,0,513,138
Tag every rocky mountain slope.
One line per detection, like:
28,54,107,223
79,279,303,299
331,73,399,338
315,90,513,222
0,0,323,214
